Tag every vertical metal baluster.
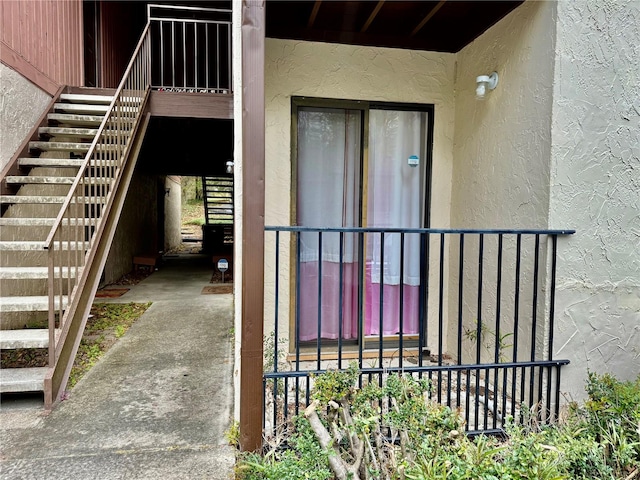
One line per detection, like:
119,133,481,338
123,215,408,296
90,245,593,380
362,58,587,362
358,231,364,385
530,234,540,410
284,377,289,422
338,231,344,370
160,21,164,87
457,234,464,409
182,22,186,87
493,234,503,429
171,22,175,87
437,233,445,403
274,231,280,379
216,24,220,91
420,232,430,373
511,234,522,418
475,234,484,430
317,232,323,372
399,232,405,369
295,232,301,410
227,24,231,91
547,235,558,419
379,232,384,385
194,22,198,89
205,24,209,89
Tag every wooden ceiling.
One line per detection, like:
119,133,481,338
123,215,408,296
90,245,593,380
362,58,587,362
266,1,524,53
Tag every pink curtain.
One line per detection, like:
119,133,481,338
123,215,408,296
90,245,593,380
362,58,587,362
298,261,359,341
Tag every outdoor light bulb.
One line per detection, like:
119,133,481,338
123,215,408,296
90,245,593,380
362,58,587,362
226,161,234,174
476,82,487,99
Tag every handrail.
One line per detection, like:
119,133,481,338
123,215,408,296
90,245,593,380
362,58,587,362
265,226,576,235
46,22,152,369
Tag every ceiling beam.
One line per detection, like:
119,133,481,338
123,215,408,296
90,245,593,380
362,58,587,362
411,0,446,36
360,0,385,33
307,1,322,28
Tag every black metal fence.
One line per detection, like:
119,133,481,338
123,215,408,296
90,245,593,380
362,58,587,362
263,226,574,436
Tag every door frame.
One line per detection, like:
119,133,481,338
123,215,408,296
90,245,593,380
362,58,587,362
289,96,435,354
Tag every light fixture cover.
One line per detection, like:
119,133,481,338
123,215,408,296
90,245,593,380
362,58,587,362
476,72,499,99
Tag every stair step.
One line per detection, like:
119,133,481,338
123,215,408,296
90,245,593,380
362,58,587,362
19,157,83,168
48,113,104,126
5,175,75,185
29,141,91,153
1,195,106,205
59,93,114,104
54,103,109,114
0,241,84,251
0,295,67,312
0,367,48,393
5,175,111,185
0,267,81,279
0,218,97,227
0,329,60,349
0,195,66,204
39,126,99,138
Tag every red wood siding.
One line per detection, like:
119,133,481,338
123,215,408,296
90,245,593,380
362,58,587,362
0,0,84,90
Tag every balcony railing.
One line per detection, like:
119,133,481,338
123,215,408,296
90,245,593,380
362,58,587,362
263,226,574,436
148,4,232,93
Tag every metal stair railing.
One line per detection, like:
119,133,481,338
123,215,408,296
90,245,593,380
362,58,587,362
44,23,152,408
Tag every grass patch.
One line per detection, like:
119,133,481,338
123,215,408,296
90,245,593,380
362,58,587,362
68,302,151,387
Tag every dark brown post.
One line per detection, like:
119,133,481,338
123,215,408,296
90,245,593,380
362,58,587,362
239,0,265,452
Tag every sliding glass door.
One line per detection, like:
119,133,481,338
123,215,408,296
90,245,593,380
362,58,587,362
295,100,431,344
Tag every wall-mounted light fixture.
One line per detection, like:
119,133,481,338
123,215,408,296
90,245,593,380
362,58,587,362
476,72,499,99
226,161,234,174
165,187,171,197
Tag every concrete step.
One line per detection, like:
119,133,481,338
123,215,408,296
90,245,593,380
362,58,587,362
39,126,99,138
0,295,68,312
0,241,84,251
19,157,84,168
6,175,112,185
54,103,109,115
48,113,104,126
0,267,81,279
0,367,47,393
59,93,114,104
0,218,97,227
5,176,75,185
29,141,91,153
0,195,66,204
0,328,60,349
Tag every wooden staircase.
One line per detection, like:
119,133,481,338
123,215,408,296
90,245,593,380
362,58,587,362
0,91,113,394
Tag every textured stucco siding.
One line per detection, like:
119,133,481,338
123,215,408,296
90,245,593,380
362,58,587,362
549,0,640,395
264,38,456,344
0,63,51,170
448,1,558,364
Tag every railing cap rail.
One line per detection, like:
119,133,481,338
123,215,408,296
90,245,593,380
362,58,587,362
265,226,576,235
147,4,232,15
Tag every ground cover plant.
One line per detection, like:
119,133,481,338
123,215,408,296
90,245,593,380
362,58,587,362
1,302,151,389
234,368,640,480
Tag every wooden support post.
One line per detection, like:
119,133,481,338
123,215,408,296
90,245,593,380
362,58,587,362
239,0,265,452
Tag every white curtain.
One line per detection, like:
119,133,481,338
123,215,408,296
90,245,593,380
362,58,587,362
297,108,360,261
297,108,361,341
367,110,424,286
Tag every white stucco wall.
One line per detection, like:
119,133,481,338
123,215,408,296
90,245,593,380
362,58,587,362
0,63,52,170
452,0,556,229
264,38,456,345
549,0,640,396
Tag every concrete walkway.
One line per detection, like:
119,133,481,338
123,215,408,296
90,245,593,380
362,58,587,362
1,254,236,479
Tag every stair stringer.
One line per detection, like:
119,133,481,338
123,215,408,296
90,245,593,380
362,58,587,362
43,112,151,409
